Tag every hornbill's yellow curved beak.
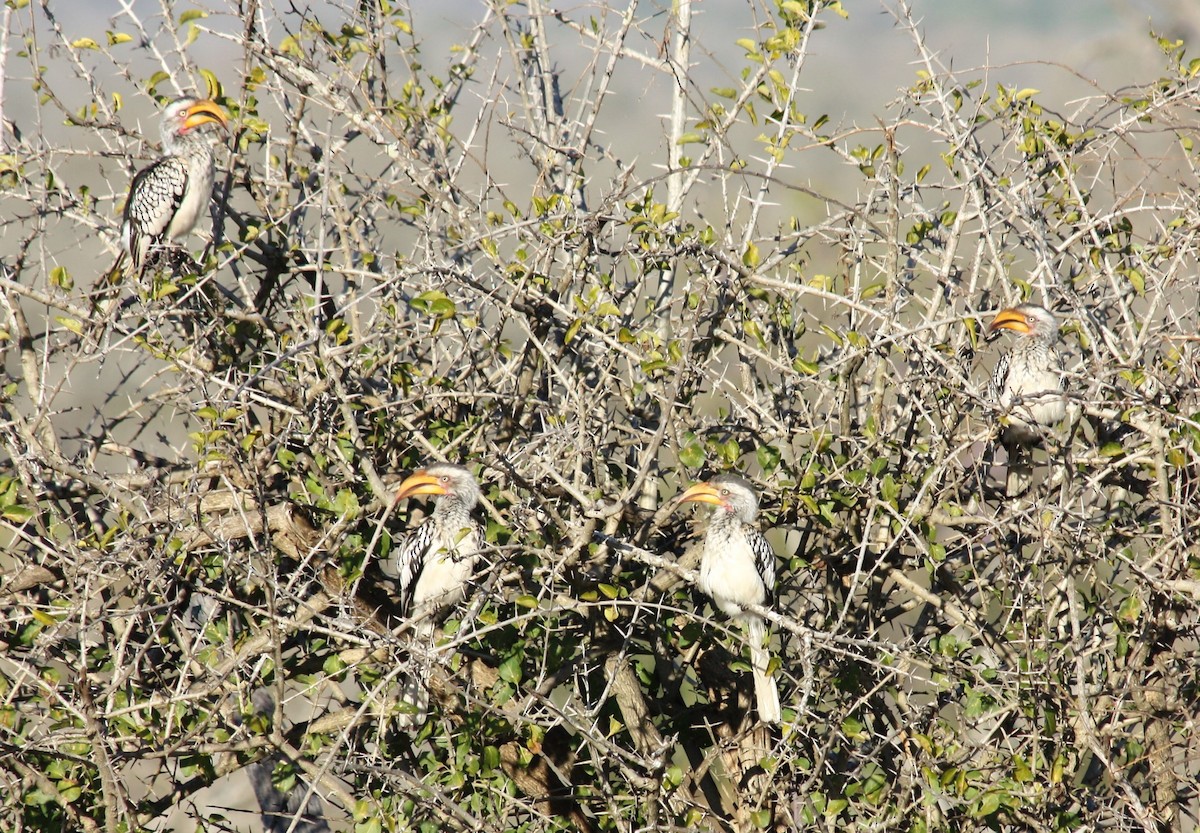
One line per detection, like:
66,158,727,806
676,481,725,508
395,470,448,501
988,307,1033,335
183,99,229,131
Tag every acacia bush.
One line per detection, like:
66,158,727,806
1,1,1198,831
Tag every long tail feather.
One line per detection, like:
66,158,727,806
395,619,435,729
747,615,781,724
1004,439,1034,498
395,675,430,729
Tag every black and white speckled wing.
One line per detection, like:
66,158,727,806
746,524,776,605
122,155,193,270
390,520,435,616
989,350,1011,405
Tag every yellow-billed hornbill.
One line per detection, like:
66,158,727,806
677,474,782,724
117,96,228,276
988,303,1066,495
379,463,481,725
988,303,1066,443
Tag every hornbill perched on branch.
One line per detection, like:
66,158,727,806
379,463,481,726
988,303,1066,495
677,474,782,724
114,95,228,278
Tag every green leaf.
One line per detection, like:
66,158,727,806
1118,593,1142,623
179,9,208,25
56,317,83,335
678,442,704,469
32,610,62,626
564,318,583,344
756,444,781,474
279,35,303,58
824,798,848,817
411,290,456,319
3,505,35,523
792,356,819,375
973,791,1001,817
199,68,222,100
146,70,170,93
428,297,456,319
71,37,99,50
49,266,71,289
1126,268,1145,294
880,474,899,503
498,655,522,684
742,241,760,269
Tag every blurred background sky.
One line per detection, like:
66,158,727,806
401,0,1200,121
16,0,1199,129
10,0,1199,178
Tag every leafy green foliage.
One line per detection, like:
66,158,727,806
0,1,1198,832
